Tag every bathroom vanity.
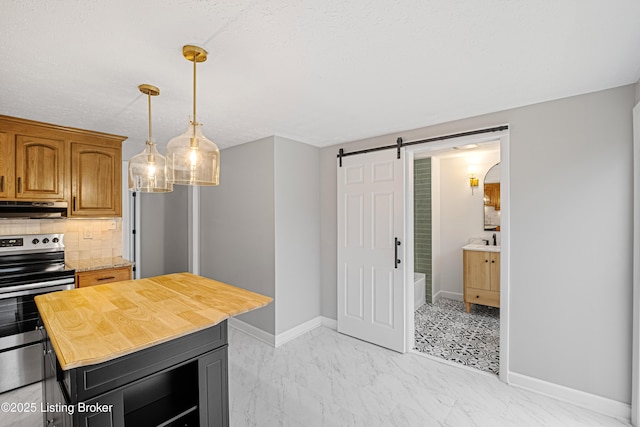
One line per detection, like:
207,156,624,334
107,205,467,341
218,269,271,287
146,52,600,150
462,244,500,313
35,272,272,427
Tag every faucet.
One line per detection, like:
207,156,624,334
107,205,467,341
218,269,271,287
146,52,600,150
482,239,489,246
492,233,497,246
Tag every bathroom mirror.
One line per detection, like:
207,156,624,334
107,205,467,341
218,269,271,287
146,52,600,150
483,163,500,231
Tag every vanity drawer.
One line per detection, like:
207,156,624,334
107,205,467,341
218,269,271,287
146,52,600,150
76,266,132,288
465,289,500,308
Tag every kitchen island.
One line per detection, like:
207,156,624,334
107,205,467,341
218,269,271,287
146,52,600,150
35,272,272,427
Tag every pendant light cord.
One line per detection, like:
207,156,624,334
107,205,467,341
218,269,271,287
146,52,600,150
192,55,197,128
147,92,153,143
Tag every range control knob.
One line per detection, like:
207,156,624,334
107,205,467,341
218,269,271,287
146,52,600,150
32,238,39,245
43,238,49,244
52,237,59,243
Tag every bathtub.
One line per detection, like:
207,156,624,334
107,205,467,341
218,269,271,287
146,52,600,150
414,273,426,310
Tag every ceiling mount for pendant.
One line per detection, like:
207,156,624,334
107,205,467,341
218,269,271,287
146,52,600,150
182,45,208,63
138,83,160,97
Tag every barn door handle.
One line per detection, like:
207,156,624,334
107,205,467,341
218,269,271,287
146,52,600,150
395,238,401,268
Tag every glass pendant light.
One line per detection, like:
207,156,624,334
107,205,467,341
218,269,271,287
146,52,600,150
166,45,220,186
128,84,173,192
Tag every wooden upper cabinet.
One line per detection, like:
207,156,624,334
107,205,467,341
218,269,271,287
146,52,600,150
0,115,126,216
0,131,13,198
70,142,122,217
15,135,66,199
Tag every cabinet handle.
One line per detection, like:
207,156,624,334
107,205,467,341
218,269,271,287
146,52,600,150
73,196,76,211
0,176,4,192
97,276,116,281
394,238,401,269
17,177,21,193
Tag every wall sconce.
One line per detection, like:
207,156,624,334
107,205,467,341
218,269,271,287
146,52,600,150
468,165,479,194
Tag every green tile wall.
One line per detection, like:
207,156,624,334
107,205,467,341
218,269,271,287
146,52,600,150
414,158,432,303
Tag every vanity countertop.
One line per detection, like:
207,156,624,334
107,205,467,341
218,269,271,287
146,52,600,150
66,257,134,272
462,243,501,252
35,272,272,370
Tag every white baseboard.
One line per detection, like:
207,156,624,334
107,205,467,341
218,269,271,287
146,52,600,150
275,317,322,347
433,290,463,302
509,372,631,422
228,316,335,348
228,317,275,346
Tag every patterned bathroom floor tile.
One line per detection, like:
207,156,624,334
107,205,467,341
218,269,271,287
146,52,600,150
414,298,500,375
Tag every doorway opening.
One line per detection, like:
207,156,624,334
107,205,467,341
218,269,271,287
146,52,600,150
404,130,509,381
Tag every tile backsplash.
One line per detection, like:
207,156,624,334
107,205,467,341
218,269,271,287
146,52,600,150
0,219,123,262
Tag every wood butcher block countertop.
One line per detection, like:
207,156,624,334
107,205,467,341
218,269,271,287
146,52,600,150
35,272,272,370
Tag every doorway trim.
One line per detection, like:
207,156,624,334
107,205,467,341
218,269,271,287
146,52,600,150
403,127,510,382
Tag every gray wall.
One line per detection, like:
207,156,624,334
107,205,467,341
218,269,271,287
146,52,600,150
163,184,189,274
199,137,277,335
139,192,165,278
138,185,190,278
320,84,635,403
198,135,321,336
274,136,321,334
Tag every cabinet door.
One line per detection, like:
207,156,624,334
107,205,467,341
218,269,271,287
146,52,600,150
490,253,500,292
199,346,229,427
464,250,491,290
15,135,65,199
0,132,12,198
71,143,121,217
74,391,124,427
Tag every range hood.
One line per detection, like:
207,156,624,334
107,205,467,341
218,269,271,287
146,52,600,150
0,201,68,219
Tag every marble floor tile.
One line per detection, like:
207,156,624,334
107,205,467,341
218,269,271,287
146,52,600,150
228,326,631,427
0,382,42,427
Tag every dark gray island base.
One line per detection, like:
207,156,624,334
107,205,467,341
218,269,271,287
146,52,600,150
42,320,229,427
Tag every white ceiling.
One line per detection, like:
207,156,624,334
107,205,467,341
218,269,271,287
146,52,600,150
1,0,639,152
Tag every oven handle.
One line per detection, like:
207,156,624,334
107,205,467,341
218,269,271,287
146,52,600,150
0,247,65,256
0,278,75,298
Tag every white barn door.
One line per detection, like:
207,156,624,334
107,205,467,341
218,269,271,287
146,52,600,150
337,150,405,353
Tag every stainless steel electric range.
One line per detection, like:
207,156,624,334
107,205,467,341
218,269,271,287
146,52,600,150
0,233,75,393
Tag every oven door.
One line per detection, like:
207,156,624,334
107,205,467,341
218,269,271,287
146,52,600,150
0,278,74,393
